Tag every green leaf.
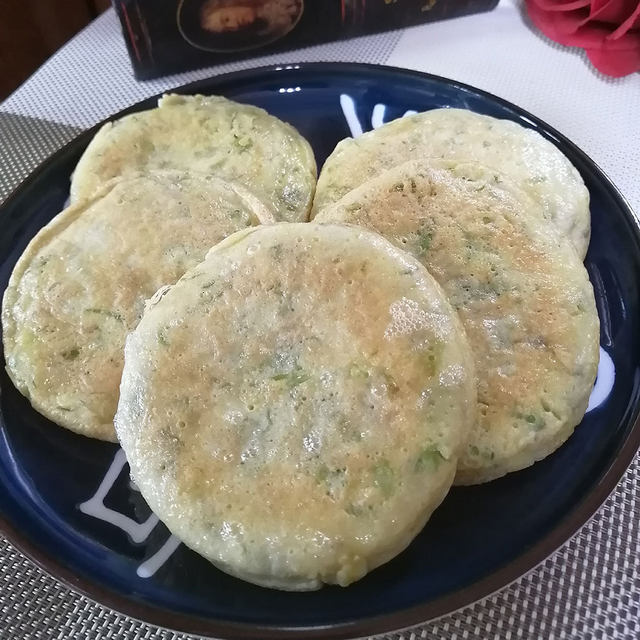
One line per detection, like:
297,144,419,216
233,134,253,150
414,446,445,472
85,308,124,322
416,229,433,255
315,463,329,484
344,503,364,517
349,363,370,379
381,370,399,393
271,367,310,388
316,464,347,499
372,459,395,498
525,413,546,431
270,244,284,260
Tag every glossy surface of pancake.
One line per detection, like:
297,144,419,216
2,171,273,441
115,223,476,589
316,161,599,484
313,108,590,257
71,94,317,221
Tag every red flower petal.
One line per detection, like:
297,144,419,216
588,0,634,22
526,0,640,75
528,0,640,44
586,42,640,74
608,1,640,37
527,1,597,39
531,0,591,11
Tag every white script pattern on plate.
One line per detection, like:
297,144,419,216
339,93,416,138
79,449,181,578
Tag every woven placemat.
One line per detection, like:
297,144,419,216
1,109,639,640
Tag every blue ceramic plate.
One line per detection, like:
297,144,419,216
1,63,638,639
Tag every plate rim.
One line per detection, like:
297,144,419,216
1,60,639,640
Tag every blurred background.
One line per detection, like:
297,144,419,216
1,0,110,101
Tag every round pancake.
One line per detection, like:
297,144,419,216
2,171,274,441
115,223,476,590
313,108,590,258
71,94,317,222
316,161,600,485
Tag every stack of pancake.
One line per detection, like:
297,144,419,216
1,95,599,590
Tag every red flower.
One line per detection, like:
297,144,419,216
525,0,640,77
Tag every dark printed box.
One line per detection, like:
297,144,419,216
113,0,499,79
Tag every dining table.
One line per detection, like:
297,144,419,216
1,1,639,638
